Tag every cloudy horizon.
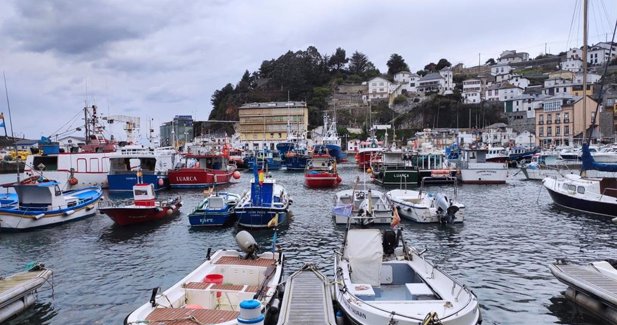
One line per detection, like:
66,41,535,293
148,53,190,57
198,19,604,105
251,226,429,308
1,0,615,141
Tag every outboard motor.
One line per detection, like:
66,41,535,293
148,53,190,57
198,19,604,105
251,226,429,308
382,229,398,255
236,230,259,259
435,193,458,224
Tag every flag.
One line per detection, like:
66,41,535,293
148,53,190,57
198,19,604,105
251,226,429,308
267,213,278,228
332,204,352,217
258,170,265,186
391,206,401,228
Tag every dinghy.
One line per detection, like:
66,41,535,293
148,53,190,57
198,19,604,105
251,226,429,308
332,188,392,225
125,231,284,325
334,224,481,324
0,263,53,323
188,191,241,227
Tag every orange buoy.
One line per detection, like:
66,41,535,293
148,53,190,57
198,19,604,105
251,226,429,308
366,168,372,174
233,171,241,179
68,177,78,186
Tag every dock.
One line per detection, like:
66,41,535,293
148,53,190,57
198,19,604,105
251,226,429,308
277,264,336,325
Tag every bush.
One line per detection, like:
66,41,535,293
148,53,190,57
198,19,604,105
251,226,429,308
393,95,407,105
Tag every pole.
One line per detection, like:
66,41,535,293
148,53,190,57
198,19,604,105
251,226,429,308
3,72,19,182
582,0,588,145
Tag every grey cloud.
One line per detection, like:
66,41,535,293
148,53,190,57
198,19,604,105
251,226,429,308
145,88,188,104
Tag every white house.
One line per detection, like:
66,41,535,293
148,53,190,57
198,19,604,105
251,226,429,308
503,94,547,118
481,126,518,146
417,67,453,95
485,84,500,101
367,77,392,101
462,79,483,104
542,78,572,96
573,72,601,84
514,130,536,148
57,135,86,153
560,58,583,72
490,63,512,76
509,75,530,89
393,71,419,93
495,72,512,83
588,42,617,65
498,84,524,101
497,50,529,64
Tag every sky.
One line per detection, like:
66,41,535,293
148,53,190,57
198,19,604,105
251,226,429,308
1,0,616,142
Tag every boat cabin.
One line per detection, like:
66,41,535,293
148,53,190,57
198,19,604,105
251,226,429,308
180,155,228,171
133,184,156,206
15,181,76,210
109,157,157,175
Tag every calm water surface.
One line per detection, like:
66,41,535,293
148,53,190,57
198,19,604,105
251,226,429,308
1,164,615,325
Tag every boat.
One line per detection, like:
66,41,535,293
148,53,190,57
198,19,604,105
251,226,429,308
0,175,102,231
519,151,580,181
549,259,617,324
282,147,310,171
107,145,177,192
228,147,247,170
333,224,481,324
454,147,508,184
354,132,383,170
387,176,464,224
168,151,238,189
23,105,117,190
188,191,241,227
245,149,283,171
313,113,346,163
507,146,538,167
234,162,291,228
99,180,182,226
304,153,341,188
370,147,418,186
0,262,53,323
332,183,392,225
125,231,284,325
485,145,508,163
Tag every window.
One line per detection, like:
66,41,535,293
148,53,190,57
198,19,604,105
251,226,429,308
547,126,552,136
539,115,544,124
564,112,569,122
555,113,561,123
547,113,552,124
539,126,544,136
556,126,560,135
565,125,570,135
577,186,585,194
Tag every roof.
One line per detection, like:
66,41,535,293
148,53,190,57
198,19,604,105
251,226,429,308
239,101,307,109
15,139,38,146
419,73,444,82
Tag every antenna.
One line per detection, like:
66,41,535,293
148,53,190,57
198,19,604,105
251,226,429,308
3,72,20,182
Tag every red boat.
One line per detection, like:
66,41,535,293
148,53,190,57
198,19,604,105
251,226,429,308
99,183,182,226
168,153,238,188
304,154,342,188
355,137,383,170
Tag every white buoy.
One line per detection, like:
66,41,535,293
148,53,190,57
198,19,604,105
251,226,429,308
237,299,264,325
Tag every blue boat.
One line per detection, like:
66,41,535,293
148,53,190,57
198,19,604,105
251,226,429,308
314,114,346,162
107,146,177,192
188,191,241,227
235,161,291,228
244,149,283,171
0,176,102,231
283,148,310,171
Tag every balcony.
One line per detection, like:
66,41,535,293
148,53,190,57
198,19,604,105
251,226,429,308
555,120,561,124
546,120,552,125
538,121,544,125
564,119,570,123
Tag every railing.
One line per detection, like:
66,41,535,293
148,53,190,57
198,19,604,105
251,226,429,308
555,120,561,124
564,119,570,123
546,120,552,125
538,121,544,125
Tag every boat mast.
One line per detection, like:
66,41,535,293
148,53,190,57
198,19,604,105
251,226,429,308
582,0,588,145
3,72,19,182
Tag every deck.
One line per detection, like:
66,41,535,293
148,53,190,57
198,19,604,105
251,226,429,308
145,308,240,325
277,266,336,325
214,256,276,267
552,263,617,307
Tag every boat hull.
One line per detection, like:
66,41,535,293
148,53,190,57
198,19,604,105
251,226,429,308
373,169,419,186
168,169,233,188
235,208,287,228
188,210,235,227
544,182,617,218
100,201,181,226
107,174,168,192
304,172,341,188
459,167,508,184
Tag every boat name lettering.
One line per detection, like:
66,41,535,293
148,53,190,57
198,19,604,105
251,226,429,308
352,307,367,319
176,176,198,182
200,218,214,224
478,171,497,174
393,174,408,178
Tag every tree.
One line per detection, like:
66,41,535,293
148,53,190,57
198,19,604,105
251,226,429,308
485,58,496,66
436,58,451,70
328,47,348,71
416,70,427,77
387,53,409,75
348,51,369,75
424,62,437,72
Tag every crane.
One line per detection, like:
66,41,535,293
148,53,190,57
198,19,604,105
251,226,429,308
102,115,140,144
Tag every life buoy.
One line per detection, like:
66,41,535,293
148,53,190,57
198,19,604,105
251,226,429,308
68,177,79,186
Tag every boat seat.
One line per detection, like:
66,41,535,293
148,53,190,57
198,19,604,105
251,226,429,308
405,283,436,300
348,283,375,296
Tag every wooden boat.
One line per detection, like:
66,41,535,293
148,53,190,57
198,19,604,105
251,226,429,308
334,225,481,325
0,263,53,323
0,176,102,231
125,231,284,325
188,192,241,227
304,154,341,188
235,162,291,228
387,176,464,224
99,182,181,226
549,259,617,324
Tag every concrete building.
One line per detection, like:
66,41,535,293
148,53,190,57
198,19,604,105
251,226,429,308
367,77,392,102
588,42,617,65
238,101,308,151
393,71,419,94
417,67,454,95
462,79,483,104
160,115,194,148
497,50,529,64
535,95,598,146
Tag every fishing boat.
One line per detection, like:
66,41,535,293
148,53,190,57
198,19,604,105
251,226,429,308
354,133,383,170
188,191,241,227
168,152,238,189
313,114,346,163
334,225,481,325
387,176,464,224
370,147,418,186
0,262,53,323
245,149,283,171
125,231,284,325
282,147,310,171
304,153,341,188
234,162,291,228
454,147,508,184
332,184,392,225
99,181,182,226
23,105,117,190
0,176,102,231
107,145,177,192
549,259,617,324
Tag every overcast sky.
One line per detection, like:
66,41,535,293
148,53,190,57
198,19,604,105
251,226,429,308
1,0,616,141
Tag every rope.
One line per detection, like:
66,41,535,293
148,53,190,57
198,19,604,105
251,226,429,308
422,311,443,325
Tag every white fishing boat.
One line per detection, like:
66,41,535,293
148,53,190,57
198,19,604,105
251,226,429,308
549,259,617,324
0,176,102,231
387,177,464,224
455,148,508,184
0,263,53,323
332,188,392,225
334,225,481,325
125,231,284,325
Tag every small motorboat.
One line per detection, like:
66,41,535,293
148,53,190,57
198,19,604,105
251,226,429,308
0,262,53,323
0,176,102,231
331,188,392,225
125,231,284,325
188,191,241,227
99,182,182,226
304,154,341,188
549,259,617,324
334,225,481,325
387,176,464,224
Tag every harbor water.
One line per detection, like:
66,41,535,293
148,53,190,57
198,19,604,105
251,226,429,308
1,164,615,325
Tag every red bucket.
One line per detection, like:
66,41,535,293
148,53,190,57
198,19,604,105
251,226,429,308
203,273,224,284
